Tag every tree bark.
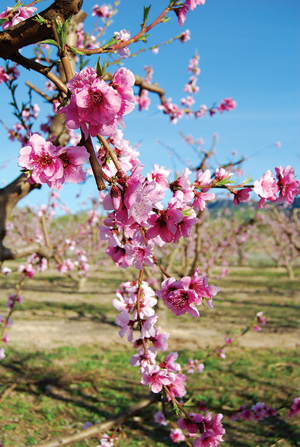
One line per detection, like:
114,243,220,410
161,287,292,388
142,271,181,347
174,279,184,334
0,0,83,60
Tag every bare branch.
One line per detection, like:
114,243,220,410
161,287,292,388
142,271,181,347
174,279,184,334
33,394,159,447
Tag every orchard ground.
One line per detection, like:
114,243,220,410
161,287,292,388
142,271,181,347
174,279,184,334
0,257,299,447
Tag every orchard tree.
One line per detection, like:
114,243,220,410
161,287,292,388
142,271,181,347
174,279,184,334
0,1,299,446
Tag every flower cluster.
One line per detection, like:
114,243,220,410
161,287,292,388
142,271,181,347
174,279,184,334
157,270,220,317
18,134,89,189
254,166,300,208
92,4,113,20
231,402,277,422
158,53,236,123
178,412,225,446
174,0,206,26
113,280,187,399
60,66,135,139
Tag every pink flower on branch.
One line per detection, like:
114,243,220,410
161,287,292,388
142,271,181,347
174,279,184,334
178,412,225,447
232,188,251,206
157,271,219,317
141,364,174,393
254,170,279,208
60,67,135,139
0,6,37,30
275,166,300,205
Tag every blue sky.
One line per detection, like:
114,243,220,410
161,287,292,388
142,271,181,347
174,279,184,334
0,0,299,212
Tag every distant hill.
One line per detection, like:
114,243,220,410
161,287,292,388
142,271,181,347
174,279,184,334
207,197,300,217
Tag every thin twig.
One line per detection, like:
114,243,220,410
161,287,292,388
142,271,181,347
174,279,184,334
25,81,52,102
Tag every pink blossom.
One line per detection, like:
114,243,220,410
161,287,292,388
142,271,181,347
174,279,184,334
157,277,199,317
61,76,121,138
0,348,5,360
92,4,112,19
114,29,131,58
125,242,154,270
107,243,132,269
190,269,220,305
18,134,63,186
18,263,35,278
178,412,225,447
289,396,300,418
233,188,251,206
218,349,226,359
141,364,174,393
147,204,183,243
166,373,187,401
134,327,169,352
196,104,208,118
196,363,205,373
51,145,89,189
160,352,181,373
275,166,300,205
170,428,186,443
174,5,189,26
0,6,37,30
130,346,157,369
275,141,282,148
217,97,237,112
193,191,216,211
185,0,206,11
180,29,191,43
0,66,9,84
147,165,170,190
111,67,136,124
115,310,135,342
256,311,266,326
2,334,9,344
61,67,135,139
254,170,279,207
135,90,151,111
214,168,233,183
154,411,168,426
1,267,11,276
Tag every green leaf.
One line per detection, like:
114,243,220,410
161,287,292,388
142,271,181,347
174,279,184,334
0,18,8,26
242,176,253,185
172,400,181,415
61,15,73,48
33,13,47,25
57,96,70,111
215,177,235,186
182,207,194,217
142,6,151,24
161,16,171,23
184,398,195,407
95,56,102,77
137,34,150,44
68,46,86,56
103,35,119,49
40,39,60,49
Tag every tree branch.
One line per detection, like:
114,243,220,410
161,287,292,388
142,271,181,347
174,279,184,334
32,394,159,447
0,0,83,60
